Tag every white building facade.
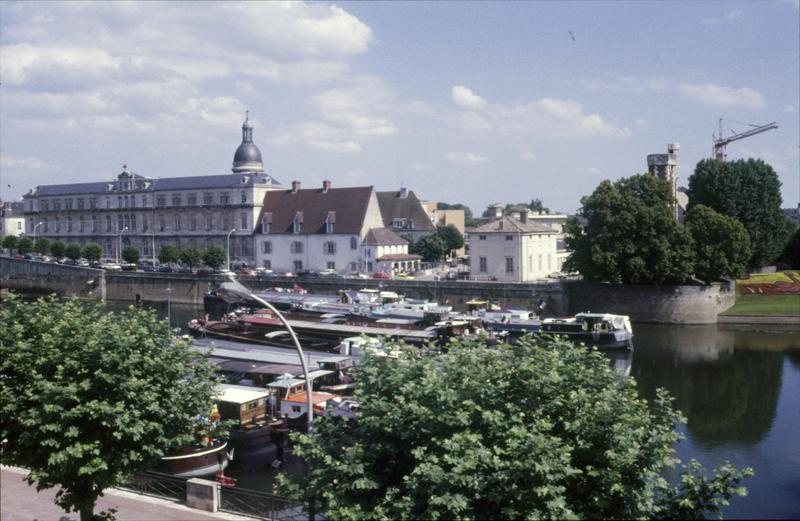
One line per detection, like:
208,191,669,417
0,201,25,237
467,216,558,282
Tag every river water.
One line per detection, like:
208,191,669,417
113,302,800,518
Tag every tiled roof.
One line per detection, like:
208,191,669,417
469,216,553,234
363,227,408,245
376,190,435,231
29,173,281,197
255,186,374,235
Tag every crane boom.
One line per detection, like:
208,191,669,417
713,120,778,161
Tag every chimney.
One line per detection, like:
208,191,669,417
322,180,332,193
520,211,528,224
499,220,504,230
291,180,301,193
399,187,408,199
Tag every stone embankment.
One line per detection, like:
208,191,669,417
1,257,735,324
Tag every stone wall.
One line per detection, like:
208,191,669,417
0,257,104,299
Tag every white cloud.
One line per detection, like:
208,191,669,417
678,82,766,108
520,151,536,162
446,151,488,165
635,118,648,129
0,155,51,170
785,104,797,113
646,77,669,91
412,163,432,171
452,85,487,109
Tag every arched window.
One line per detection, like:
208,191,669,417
350,236,358,250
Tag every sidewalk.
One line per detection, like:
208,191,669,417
1,467,255,521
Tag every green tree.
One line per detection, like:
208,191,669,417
50,240,66,259
564,174,695,284
2,235,19,254
409,233,447,263
0,294,219,521
435,224,464,257
688,159,785,268
17,237,33,255
777,226,800,268
158,244,179,265
65,243,82,262
121,245,140,264
180,246,203,269
202,246,227,270
278,336,751,520
34,237,51,256
81,243,103,263
685,205,751,283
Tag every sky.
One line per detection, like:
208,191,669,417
1,1,798,215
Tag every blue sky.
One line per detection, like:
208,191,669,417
1,1,797,215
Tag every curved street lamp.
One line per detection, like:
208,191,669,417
215,277,314,434
117,226,129,264
226,228,236,272
32,221,44,243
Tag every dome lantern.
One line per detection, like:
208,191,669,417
232,110,264,173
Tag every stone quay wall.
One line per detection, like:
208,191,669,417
1,257,735,323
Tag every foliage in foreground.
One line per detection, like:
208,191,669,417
278,336,752,520
0,294,219,521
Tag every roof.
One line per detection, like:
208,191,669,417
284,391,337,405
28,172,281,197
376,253,422,261
376,190,435,231
363,227,408,246
469,216,553,234
215,384,269,404
255,185,374,235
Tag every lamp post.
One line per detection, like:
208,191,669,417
165,286,172,328
117,226,129,264
32,221,43,243
226,228,236,272
151,229,156,267
216,277,314,435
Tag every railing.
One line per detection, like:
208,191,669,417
220,486,307,521
120,471,187,503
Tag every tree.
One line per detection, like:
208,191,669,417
409,233,447,263
564,174,695,284
685,205,751,283
278,336,752,520
202,246,226,270
121,245,140,264
158,244,179,265
34,237,51,256
2,235,19,254
777,227,800,268
17,237,33,255
50,240,66,260
65,243,82,262
528,198,550,214
0,294,219,521
435,224,464,257
180,247,203,269
688,159,785,268
81,243,103,263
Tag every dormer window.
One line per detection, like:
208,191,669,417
391,218,406,228
261,213,272,234
293,212,303,234
325,211,336,234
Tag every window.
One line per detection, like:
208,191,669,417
538,254,542,271
349,262,357,271
77,198,84,210
291,406,302,413
240,214,248,230
262,260,272,269
105,198,111,209
203,193,213,206
89,197,97,209
479,257,487,273
91,216,97,232
241,193,247,204
350,236,358,250
65,199,73,210
326,221,334,234
41,200,49,211
53,200,61,211
188,194,197,206
118,215,124,231
174,216,181,231
67,216,72,232
262,241,272,254
505,257,514,274
506,235,514,241
156,195,166,208
478,235,486,241
42,218,48,232
327,261,335,270
291,241,304,254
391,218,406,228
261,217,270,234
79,217,84,232
220,192,230,205
159,218,166,232
106,216,112,232
172,194,181,207
55,218,60,232
293,260,303,271
205,215,213,231
293,213,302,234
190,217,197,231
324,241,336,255
222,214,231,231
140,195,147,207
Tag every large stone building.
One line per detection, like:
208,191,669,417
21,116,281,264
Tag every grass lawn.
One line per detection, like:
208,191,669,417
722,295,800,316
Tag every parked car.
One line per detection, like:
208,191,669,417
196,268,214,276
372,272,391,280
320,269,343,278
348,272,370,279
296,269,320,277
101,263,122,271
395,273,415,280
158,265,173,273
121,263,138,271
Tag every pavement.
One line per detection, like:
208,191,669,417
1,467,255,521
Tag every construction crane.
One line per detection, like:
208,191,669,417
713,118,778,161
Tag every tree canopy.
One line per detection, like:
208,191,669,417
685,205,751,283
202,246,226,270
564,174,695,284
50,240,66,260
64,243,82,261
17,237,33,255
777,226,800,268
81,243,103,263
2,235,19,253
121,245,140,264
409,233,447,263
0,295,219,521
688,159,785,268
34,237,51,256
158,244,179,265
278,336,751,520
435,224,465,257
180,246,203,269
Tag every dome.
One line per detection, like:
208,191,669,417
232,111,265,173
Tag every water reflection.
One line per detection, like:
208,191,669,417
632,324,783,445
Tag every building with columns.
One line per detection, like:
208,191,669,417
21,116,281,264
